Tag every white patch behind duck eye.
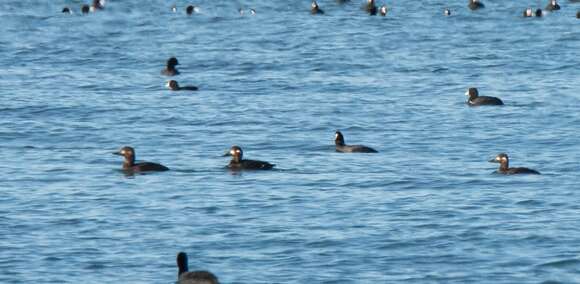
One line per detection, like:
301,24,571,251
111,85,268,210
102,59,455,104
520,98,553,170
193,6,200,13
465,91,469,96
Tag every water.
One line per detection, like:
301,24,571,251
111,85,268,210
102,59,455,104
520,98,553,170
1,0,580,283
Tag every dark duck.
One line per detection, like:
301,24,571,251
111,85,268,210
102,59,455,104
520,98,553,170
166,80,198,91
161,57,180,76
223,146,274,170
465,87,503,106
113,146,169,172
468,0,485,10
545,0,561,11
489,153,540,175
311,1,324,14
334,131,378,153
365,0,378,15
176,252,220,284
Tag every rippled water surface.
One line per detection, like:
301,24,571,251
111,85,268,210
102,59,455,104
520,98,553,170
1,0,580,283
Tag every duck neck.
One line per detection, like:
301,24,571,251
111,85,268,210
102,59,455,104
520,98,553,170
499,160,509,172
123,156,135,168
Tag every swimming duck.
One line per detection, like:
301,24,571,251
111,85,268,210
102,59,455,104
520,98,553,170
468,0,485,10
465,88,504,106
489,153,540,175
113,146,169,172
311,1,325,14
545,0,561,11
365,0,378,15
166,80,198,91
334,131,378,153
162,57,180,76
223,146,274,170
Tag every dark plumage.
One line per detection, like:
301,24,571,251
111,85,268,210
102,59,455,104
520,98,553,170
311,1,324,14
223,146,274,170
545,0,561,11
186,5,199,15
81,4,90,14
489,153,540,175
62,7,72,14
162,57,180,76
536,9,543,17
166,80,198,91
92,0,104,10
177,252,220,284
468,0,485,10
577,11,580,19
334,131,378,153
465,88,504,106
113,146,169,172
365,0,378,15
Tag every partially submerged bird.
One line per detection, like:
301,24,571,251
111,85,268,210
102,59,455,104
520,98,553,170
113,146,169,172
162,57,180,76
489,153,540,175
468,0,485,10
365,0,378,15
545,0,561,11
311,1,325,14
379,5,388,16
334,131,378,153
465,88,504,106
176,252,220,284
223,146,274,170
166,80,198,91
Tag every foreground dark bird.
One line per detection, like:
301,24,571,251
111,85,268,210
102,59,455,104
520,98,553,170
166,80,198,91
223,146,274,170
311,1,324,14
489,153,540,175
177,252,220,284
334,131,378,153
468,0,485,10
161,57,180,76
465,88,504,106
113,146,169,172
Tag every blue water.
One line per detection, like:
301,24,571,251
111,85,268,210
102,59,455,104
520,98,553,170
1,0,580,283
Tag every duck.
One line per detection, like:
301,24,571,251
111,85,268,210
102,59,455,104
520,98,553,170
379,5,388,16
311,1,325,14
365,0,378,15
545,0,561,11
468,0,485,10
176,252,220,284
223,146,274,170
489,153,540,175
465,88,504,106
161,57,180,76
166,80,198,91
113,146,169,172
523,7,533,17
334,131,378,153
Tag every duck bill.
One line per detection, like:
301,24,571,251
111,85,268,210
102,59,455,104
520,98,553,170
222,152,232,157
488,158,498,163
113,151,122,156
